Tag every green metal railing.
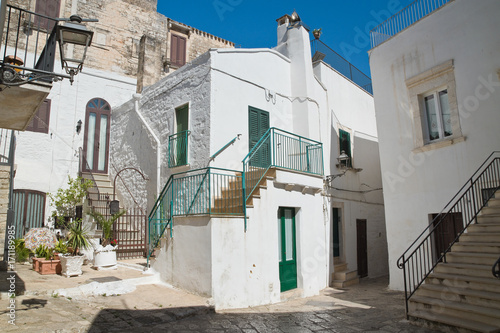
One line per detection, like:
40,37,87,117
243,127,323,200
168,130,190,168
147,167,243,265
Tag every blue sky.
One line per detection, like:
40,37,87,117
157,0,414,77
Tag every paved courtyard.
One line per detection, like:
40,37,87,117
0,260,440,332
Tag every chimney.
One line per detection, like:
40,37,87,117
274,12,315,138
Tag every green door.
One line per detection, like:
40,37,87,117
278,207,297,292
248,106,270,167
175,105,189,165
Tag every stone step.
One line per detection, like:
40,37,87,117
477,214,500,224
426,272,500,293
451,241,500,254
333,270,358,281
331,276,359,288
486,197,500,207
434,262,493,279
408,310,500,333
447,251,500,266
416,283,500,310
481,206,500,215
409,296,500,326
334,263,347,272
467,223,500,233
460,232,500,243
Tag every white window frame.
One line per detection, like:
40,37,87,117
406,60,464,152
422,87,452,142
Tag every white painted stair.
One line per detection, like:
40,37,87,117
408,190,500,333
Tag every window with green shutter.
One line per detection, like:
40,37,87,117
248,106,270,167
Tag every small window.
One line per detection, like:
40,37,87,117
423,89,452,142
26,99,50,134
406,60,463,151
339,129,351,167
170,34,187,68
34,0,61,32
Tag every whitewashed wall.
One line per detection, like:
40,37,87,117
14,65,136,221
369,0,500,290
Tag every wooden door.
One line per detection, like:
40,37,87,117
432,213,463,260
83,98,111,173
279,207,297,292
356,219,368,278
333,208,341,258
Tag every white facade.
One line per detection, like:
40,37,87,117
14,66,137,217
112,17,388,309
369,0,500,290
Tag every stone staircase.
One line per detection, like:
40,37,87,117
331,258,359,288
408,192,500,333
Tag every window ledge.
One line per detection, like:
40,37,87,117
412,135,466,153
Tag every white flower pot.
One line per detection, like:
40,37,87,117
93,250,117,270
59,255,85,278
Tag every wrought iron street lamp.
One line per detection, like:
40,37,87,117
56,15,94,83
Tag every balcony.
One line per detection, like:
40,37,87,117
168,130,190,168
370,0,453,48
1,4,94,130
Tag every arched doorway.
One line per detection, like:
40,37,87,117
83,98,111,173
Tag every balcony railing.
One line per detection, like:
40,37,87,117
311,39,373,95
1,5,70,86
0,129,15,165
370,0,453,48
147,167,243,265
168,130,190,168
243,128,324,205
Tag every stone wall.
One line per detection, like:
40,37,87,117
5,0,233,90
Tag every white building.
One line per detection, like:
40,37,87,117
112,14,388,309
369,0,500,330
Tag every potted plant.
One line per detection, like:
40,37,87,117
59,219,91,277
88,210,125,270
49,176,93,230
33,245,61,275
312,28,322,39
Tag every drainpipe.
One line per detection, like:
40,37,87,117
133,93,161,197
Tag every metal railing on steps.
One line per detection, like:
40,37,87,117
398,151,500,317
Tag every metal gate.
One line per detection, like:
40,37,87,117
112,207,147,259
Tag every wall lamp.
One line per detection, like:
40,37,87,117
56,15,94,84
76,119,82,134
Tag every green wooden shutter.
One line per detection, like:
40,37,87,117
248,107,270,167
12,190,46,238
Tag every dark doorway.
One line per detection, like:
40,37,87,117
356,219,368,278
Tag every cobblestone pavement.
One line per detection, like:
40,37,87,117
0,276,440,333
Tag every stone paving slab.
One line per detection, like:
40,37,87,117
0,271,441,333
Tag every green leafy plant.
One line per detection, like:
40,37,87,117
49,176,93,228
66,219,91,256
14,239,32,262
34,244,54,260
54,239,69,255
88,210,126,246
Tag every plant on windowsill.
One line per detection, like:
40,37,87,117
49,176,93,230
88,210,126,270
59,219,91,277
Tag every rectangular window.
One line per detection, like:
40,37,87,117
339,129,351,167
170,34,187,68
34,0,61,32
168,105,189,167
424,89,452,141
26,99,50,134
